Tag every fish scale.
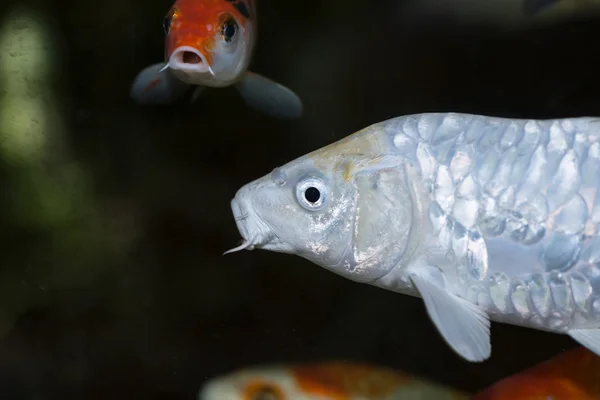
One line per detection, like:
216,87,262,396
387,113,600,332
230,111,600,361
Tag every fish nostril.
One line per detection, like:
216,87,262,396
182,51,202,64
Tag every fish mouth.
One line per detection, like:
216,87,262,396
224,196,264,255
231,197,249,241
168,46,213,74
225,183,285,255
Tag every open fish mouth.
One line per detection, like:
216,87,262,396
168,46,213,74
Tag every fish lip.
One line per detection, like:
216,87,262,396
231,197,249,241
168,45,210,74
230,192,276,250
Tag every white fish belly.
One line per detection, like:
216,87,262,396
382,113,600,333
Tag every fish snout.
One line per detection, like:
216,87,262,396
168,46,210,73
231,197,250,241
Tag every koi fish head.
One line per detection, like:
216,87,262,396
162,0,255,87
225,124,417,285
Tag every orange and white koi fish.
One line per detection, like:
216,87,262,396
130,0,303,119
473,346,600,399
198,361,469,400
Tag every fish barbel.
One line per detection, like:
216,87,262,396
227,112,600,362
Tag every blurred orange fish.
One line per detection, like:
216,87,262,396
473,346,600,400
130,0,303,119
198,348,600,399
198,360,469,399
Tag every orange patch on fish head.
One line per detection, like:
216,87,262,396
342,162,353,181
242,379,286,400
291,362,409,399
163,0,249,64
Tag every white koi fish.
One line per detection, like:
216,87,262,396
130,0,303,120
226,112,600,362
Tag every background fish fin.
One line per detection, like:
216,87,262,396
190,86,206,104
234,71,303,119
410,271,491,362
522,0,561,16
568,328,600,356
130,62,190,105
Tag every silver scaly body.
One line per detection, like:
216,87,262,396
228,112,600,362
374,113,600,332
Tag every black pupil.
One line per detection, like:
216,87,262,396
163,14,171,35
304,187,320,204
223,20,237,40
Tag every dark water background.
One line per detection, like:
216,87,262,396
1,0,600,398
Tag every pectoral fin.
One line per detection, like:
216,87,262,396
130,62,191,105
568,328,600,356
234,71,303,119
410,270,491,362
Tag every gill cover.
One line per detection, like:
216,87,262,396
344,156,415,282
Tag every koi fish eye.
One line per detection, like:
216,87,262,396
296,177,327,211
220,16,238,42
249,385,282,400
163,9,175,35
